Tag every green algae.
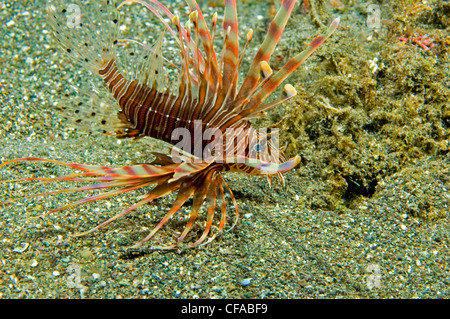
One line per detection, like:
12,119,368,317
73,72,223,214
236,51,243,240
275,0,450,214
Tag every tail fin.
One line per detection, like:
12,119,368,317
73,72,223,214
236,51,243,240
47,0,119,73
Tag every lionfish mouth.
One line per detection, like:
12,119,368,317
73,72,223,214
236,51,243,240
0,0,339,250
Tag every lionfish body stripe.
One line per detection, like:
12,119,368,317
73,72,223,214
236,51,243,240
0,0,339,249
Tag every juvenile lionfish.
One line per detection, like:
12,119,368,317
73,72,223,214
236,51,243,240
1,0,338,249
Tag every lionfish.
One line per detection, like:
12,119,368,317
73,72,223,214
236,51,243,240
0,0,338,249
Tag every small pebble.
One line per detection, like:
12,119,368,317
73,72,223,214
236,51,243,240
241,278,252,286
12,243,29,253
80,247,93,259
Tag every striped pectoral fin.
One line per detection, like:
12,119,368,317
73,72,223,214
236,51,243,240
132,178,196,248
118,163,179,178
216,180,228,232
0,178,142,208
54,162,176,179
37,180,157,220
191,178,218,247
0,157,104,174
74,176,177,239
169,161,212,182
176,168,216,244
221,177,239,231
83,162,179,179
0,157,176,179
